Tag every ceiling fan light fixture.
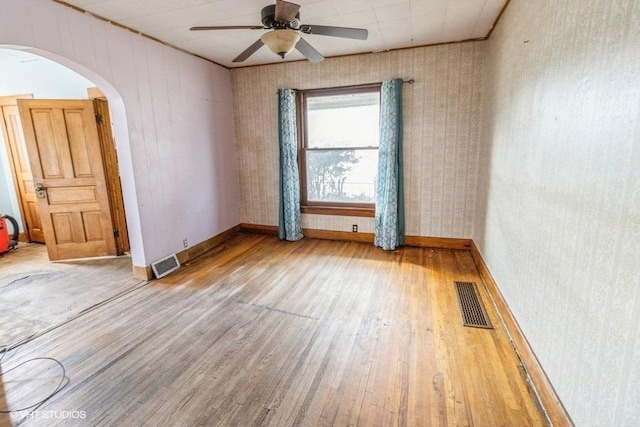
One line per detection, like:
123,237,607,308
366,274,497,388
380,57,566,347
261,29,301,58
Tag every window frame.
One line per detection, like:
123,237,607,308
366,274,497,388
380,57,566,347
297,83,381,217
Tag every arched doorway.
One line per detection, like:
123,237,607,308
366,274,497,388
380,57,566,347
0,46,140,263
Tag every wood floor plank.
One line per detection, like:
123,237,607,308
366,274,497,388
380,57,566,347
0,242,139,345
0,234,547,426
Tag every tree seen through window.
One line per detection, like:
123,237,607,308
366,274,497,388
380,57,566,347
299,85,380,210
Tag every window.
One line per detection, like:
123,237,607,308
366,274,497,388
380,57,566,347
298,84,380,216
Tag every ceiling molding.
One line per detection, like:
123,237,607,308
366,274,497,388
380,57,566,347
485,0,512,39
52,0,227,69
229,37,489,70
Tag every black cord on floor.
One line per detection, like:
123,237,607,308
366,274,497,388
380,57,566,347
0,278,148,414
0,337,31,363
0,356,66,413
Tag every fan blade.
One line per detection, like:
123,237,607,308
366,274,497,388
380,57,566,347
190,25,264,31
295,38,324,63
275,0,300,22
232,39,265,62
300,25,368,40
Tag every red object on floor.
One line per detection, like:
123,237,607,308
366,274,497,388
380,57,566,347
0,215,18,253
0,217,10,253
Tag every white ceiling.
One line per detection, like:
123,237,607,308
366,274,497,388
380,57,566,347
58,0,507,68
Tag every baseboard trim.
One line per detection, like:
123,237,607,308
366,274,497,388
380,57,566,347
469,241,573,427
132,264,153,280
240,223,473,250
239,223,373,243
305,228,375,243
134,225,241,280
239,223,278,235
405,235,472,250
176,225,241,265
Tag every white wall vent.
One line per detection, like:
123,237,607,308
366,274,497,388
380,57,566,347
151,254,180,279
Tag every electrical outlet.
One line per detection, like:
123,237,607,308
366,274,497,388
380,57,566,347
183,238,188,248
352,224,358,233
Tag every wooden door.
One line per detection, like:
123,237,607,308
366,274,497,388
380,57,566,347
0,95,45,243
18,99,117,261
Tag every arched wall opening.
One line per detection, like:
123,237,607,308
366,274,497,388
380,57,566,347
0,45,144,267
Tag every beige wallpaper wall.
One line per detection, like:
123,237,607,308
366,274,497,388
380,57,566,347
231,43,484,238
477,0,640,425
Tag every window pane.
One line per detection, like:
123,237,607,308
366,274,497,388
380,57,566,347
307,92,380,148
306,149,378,203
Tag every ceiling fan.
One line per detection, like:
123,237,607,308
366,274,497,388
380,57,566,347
190,0,368,64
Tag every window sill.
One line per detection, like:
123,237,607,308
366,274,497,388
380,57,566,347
301,206,375,217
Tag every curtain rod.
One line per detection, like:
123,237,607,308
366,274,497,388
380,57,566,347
284,79,414,93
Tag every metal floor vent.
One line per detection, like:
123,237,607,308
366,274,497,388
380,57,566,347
455,281,492,329
151,254,180,279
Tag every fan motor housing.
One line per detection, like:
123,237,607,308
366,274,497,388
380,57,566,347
261,5,300,28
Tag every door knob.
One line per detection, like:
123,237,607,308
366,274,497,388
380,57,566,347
35,183,46,199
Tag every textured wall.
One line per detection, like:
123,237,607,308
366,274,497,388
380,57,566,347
477,0,640,425
1,0,240,266
232,43,484,238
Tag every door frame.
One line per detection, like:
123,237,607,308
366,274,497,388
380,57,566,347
89,89,130,255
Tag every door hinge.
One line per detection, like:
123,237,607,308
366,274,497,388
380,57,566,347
95,113,103,123
113,229,120,238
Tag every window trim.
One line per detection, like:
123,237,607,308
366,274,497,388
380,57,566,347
297,83,381,217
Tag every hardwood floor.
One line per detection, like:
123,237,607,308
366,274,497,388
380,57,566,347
0,243,141,344
0,234,547,426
